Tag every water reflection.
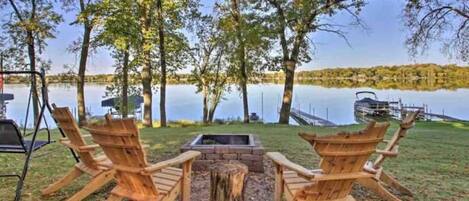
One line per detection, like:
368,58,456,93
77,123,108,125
2,83,469,128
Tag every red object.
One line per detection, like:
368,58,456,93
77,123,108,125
0,73,3,93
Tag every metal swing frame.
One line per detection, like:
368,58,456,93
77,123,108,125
0,70,79,201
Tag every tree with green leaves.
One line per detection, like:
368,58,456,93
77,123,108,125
260,0,366,124
64,0,104,126
99,0,194,128
97,0,139,118
133,0,155,127
217,0,272,123
1,0,62,123
104,49,142,117
190,15,230,123
404,0,468,62
154,0,198,127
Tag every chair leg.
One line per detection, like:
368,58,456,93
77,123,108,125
66,170,115,201
273,164,284,201
380,171,413,196
107,194,123,201
181,160,193,201
41,167,83,196
357,178,401,201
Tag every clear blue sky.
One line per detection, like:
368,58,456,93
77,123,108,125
42,0,459,75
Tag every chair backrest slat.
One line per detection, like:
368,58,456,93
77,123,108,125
51,106,97,169
86,117,158,198
299,121,389,200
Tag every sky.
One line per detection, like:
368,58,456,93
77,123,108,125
28,0,464,74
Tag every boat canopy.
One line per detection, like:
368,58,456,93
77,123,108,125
355,91,378,100
101,95,144,107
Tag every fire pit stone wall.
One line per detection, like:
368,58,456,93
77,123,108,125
180,134,265,172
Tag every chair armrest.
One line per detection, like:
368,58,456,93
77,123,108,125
59,138,99,152
311,172,373,181
59,139,79,150
376,146,399,157
266,152,315,179
78,144,100,152
143,151,201,174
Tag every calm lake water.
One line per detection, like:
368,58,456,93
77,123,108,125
2,83,469,127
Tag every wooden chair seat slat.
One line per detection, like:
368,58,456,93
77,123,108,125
154,176,180,187
155,171,183,181
156,182,175,192
165,166,183,173
161,167,183,176
284,177,311,184
283,171,314,199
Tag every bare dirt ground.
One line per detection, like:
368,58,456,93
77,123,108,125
191,160,275,201
190,157,412,201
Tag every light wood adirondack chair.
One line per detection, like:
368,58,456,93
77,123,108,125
357,112,419,201
41,105,114,201
85,116,201,201
267,121,390,201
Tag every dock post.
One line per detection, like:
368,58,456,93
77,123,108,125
326,108,329,121
261,92,264,121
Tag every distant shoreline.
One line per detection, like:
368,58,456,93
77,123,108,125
4,63,469,90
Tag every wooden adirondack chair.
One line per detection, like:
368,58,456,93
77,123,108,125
267,121,390,201
85,116,201,201
357,112,419,201
41,105,114,201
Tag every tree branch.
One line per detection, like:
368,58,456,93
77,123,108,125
8,0,24,22
266,0,289,61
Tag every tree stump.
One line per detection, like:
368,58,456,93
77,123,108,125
209,161,248,201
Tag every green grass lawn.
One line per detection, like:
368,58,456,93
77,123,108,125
1,121,468,200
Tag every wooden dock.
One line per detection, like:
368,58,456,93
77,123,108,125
391,105,463,121
421,112,463,121
289,108,337,126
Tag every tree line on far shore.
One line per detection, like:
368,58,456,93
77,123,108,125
5,63,469,91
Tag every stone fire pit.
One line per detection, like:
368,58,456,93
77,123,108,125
180,134,265,172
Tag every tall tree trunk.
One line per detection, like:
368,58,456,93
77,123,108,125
157,0,167,127
278,61,296,124
26,31,39,124
140,4,153,128
121,45,130,118
77,24,92,127
202,83,209,124
231,0,249,123
208,91,222,122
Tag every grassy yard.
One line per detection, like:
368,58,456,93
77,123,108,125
0,121,468,200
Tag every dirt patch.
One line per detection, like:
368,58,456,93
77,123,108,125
191,157,275,201
190,156,412,201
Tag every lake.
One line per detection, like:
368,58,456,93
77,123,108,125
2,83,469,128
